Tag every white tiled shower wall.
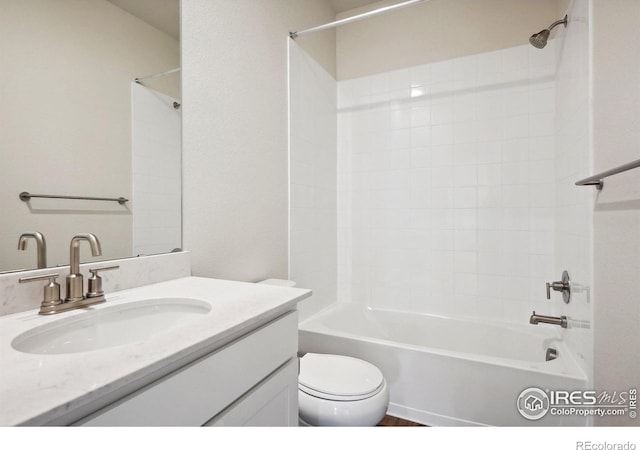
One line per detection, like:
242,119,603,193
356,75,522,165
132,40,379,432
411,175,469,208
337,43,559,323
289,41,337,322
131,83,182,256
553,0,593,381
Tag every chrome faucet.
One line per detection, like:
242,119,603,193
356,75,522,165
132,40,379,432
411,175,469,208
17,232,47,269
66,233,102,302
530,311,567,328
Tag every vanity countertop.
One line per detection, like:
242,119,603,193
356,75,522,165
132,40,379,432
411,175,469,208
0,276,310,426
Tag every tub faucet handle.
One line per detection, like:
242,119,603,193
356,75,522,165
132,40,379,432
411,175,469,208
546,270,571,303
546,282,565,298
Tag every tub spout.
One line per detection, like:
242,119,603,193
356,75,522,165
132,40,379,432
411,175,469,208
530,311,567,328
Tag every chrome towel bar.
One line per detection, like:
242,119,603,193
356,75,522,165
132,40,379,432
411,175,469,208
19,192,128,205
575,158,640,190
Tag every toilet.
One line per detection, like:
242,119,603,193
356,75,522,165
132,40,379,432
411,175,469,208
257,278,389,426
298,352,389,426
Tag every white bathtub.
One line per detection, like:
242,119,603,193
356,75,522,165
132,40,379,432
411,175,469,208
298,303,588,426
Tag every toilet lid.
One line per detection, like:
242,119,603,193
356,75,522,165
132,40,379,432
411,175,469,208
299,353,384,400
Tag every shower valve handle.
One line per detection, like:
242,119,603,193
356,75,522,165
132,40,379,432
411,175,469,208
546,282,565,298
545,270,571,303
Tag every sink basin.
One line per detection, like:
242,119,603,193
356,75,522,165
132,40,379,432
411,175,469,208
11,298,212,355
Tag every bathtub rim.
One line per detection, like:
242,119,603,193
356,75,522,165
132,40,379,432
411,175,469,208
299,302,588,383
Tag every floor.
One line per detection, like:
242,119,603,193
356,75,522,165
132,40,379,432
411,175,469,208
377,415,425,426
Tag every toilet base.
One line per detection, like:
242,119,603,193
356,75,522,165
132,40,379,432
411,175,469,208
298,380,389,427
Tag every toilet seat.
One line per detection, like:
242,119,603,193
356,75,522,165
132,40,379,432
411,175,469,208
298,353,389,426
299,353,385,401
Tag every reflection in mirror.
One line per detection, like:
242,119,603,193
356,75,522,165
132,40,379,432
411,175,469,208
0,0,181,273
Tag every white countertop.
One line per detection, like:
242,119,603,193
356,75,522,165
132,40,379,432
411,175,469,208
0,276,310,426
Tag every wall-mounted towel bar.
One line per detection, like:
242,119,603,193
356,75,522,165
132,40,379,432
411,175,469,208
575,158,640,190
19,192,128,205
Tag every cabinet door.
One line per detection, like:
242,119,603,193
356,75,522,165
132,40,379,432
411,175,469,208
205,358,298,426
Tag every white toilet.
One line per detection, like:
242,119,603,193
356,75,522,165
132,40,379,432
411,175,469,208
257,279,389,426
298,352,389,426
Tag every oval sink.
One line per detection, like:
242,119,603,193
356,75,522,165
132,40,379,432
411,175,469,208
11,298,211,355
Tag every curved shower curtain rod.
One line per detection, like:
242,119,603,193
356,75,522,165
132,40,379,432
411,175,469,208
290,0,427,39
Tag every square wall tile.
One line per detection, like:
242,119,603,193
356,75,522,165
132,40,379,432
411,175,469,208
330,43,558,324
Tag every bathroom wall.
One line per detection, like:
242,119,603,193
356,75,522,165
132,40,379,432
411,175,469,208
289,42,337,321
337,43,558,323
336,0,560,80
0,0,179,271
131,83,182,257
552,0,593,384
591,0,640,427
181,0,336,282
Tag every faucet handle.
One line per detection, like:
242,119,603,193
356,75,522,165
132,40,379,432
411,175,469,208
89,265,119,275
87,265,119,298
19,273,62,315
545,270,571,303
546,282,564,299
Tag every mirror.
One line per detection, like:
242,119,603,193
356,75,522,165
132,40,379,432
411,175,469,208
0,0,181,273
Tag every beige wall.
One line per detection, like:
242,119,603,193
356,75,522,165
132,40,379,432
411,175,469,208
181,0,336,281
591,0,640,427
337,0,560,80
0,0,179,272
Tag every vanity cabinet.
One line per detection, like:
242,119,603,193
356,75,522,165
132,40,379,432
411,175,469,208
204,358,298,426
74,311,299,426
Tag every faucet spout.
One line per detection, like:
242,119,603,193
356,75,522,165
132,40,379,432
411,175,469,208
69,233,102,275
18,232,47,269
530,311,568,328
66,234,102,302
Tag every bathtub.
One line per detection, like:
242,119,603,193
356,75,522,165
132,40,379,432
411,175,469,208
298,303,588,426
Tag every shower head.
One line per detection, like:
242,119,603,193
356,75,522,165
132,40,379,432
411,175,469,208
529,29,551,49
529,14,567,49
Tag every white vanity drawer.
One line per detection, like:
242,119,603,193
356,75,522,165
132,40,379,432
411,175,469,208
76,310,298,426
204,358,298,426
